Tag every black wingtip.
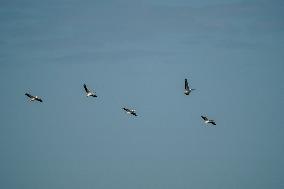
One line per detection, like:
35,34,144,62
201,116,207,120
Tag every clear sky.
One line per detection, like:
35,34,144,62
0,0,284,188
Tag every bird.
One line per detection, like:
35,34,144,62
122,107,138,116
83,84,97,97
201,116,216,126
25,93,43,102
184,78,195,95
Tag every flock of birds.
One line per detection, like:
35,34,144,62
25,78,216,126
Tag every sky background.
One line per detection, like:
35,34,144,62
0,0,284,188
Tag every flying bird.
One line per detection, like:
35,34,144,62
83,84,97,97
184,78,195,95
201,116,216,126
25,93,43,102
122,107,138,116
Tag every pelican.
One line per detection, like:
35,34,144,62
201,116,216,126
122,107,137,116
83,84,97,97
184,78,195,95
25,93,43,102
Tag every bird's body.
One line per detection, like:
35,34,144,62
122,107,137,116
184,78,195,95
201,116,216,126
83,84,97,97
25,93,43,102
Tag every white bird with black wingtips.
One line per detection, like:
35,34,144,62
184,78,195,95
25,93,43,102
83,84,97,97
122,107,138,116
201,116,216,126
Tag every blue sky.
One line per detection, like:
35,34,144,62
0,0,284,188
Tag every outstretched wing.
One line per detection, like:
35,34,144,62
123,107,130,112
35,97,43,102
209,120,216,125
131,112,138,116
25,93,33,99
201,116,208,121
185,79,189,90
83,84,89,93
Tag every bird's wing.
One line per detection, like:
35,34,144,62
201,116,208,121
209,120,216,125
36,97,43,102
25,93,33,98
185,79,189,90
131,112,138,116
123,107,129,112
84,84,90,93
